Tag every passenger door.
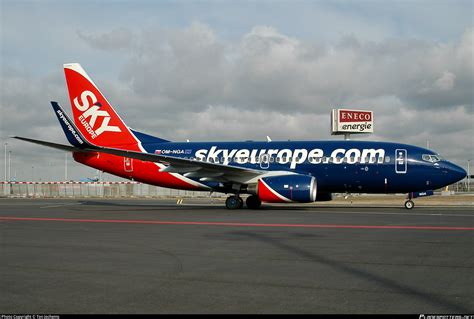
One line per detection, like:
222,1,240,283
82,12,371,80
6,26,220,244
395,149,407,174
124,157,134,172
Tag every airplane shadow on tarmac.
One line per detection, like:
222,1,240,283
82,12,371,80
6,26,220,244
76,200,407,212
222,231,470,313
76,200,225,212
76,200,370,213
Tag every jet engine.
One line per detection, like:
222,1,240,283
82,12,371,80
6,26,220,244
255,174,317,203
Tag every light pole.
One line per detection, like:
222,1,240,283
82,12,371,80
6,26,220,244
468,160,471,192
8,151,11,182
4,142,7,182
65,153,68,181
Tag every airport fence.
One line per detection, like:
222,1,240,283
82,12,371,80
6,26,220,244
0,181,222,199
1,179,472,199
451,179,473,193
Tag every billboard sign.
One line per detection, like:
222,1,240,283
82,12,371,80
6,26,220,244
331,109,374,135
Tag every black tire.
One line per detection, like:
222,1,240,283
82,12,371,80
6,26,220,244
246,195,262,209
404,200,414,209
226,196,242,210
237,197,244,209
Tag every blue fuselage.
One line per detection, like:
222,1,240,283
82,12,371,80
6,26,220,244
137,138,466,194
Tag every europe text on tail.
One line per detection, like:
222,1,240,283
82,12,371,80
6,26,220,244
13,63,467,210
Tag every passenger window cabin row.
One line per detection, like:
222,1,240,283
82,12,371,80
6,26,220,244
185,156,388,164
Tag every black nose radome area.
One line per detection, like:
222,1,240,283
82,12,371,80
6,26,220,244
446,162,467,184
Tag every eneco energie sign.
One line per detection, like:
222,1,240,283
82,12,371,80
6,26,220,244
331,109,374,134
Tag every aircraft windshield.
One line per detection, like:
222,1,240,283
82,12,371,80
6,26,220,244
422,154,442,163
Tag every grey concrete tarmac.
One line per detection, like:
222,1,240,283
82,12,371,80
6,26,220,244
0,198,473,314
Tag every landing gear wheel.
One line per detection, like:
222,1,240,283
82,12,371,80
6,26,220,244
246,195,262,209
237,197,243,209
226,196,243,210
404,200,414,209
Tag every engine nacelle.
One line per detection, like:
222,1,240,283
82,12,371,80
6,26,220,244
256,174,317,203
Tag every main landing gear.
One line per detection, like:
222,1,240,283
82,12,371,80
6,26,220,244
225,195,243,210
225,195,261,210
246,195,262,209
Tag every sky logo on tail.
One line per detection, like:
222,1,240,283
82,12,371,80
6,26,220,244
73,90,121,139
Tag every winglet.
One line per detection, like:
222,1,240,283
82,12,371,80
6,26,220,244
51,101,89,147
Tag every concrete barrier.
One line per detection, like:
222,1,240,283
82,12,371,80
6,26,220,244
1,181,471,199
0,181,220,198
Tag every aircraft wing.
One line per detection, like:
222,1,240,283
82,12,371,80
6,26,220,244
12,136,264,183
13,101,265,184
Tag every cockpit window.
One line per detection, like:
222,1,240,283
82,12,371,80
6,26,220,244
422,154,441,163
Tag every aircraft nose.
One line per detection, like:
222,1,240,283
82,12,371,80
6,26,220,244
446,162,467,184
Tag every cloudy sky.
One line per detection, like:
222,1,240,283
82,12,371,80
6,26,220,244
0,0,473,181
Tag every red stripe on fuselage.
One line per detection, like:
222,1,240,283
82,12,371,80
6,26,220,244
73,152,203,190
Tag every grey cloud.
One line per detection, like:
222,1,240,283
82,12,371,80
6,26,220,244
118,22,229,108
146,104,331,142
114,24,472,166
1,23,473,182
104,25,473,117
0,68,67,139
77,28,134,51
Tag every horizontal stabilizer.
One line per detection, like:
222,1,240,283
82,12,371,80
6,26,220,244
12,136,86,152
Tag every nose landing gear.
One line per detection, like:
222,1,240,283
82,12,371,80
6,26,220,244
404,192,415,209
404,200,415,209
404,190,433,209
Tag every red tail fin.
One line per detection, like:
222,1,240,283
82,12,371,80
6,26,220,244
63,63,138,149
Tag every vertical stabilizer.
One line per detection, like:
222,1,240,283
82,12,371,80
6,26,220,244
63,63,138,148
